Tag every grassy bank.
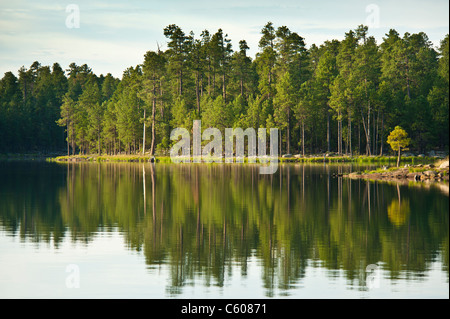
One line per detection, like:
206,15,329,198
0,152,63,161
279,155,436,164
48,154,172,163
46,154,438,165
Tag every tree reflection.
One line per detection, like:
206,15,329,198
0,162,448,296
388,185,411,227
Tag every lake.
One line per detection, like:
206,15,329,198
0,161,448,299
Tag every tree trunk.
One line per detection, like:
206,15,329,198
150,96,156,156
361,105,372,156
279,130,282,157
373,109,377,155
367,101,371,155
286,108,290,155
113,128,116,155
348,115,352,156
196,72,200,114
327,112,330,153
380,111,384,156
142,108,146,155
358,123,361,155
222,72,226,103
363,77,371,156
200,74,204,97
302,120,305,157
374,110,378,156
337,111,342,155
66,120,69,157
71,122,75,155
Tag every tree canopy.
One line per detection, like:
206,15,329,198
0,25,448,156
387,126,411,167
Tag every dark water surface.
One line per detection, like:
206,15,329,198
0,161,448,298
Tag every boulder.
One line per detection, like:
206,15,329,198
439,161,449,169
407,172,420,181
423,170,436,177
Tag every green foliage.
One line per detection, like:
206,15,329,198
0,26,448,156
387,126,411,152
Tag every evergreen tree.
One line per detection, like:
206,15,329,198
273,71,296,154
164,24,188,96
0,25,447,156
142,51,167,155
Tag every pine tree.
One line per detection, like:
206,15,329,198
164,24,188,96
387,126,411,167
256,22,277,101
273,71,296,155
57,94,77,155
142,51,167,155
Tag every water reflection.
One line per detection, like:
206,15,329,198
0,161,448,297
387,185,411,227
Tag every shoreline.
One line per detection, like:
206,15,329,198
1,153,447,170
2,153,448,191
344,161,449,183
41,154,443,165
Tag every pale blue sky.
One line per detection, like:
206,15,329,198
0,0,448,78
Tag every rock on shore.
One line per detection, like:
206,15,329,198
346,164,449,183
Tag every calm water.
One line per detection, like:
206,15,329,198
0,161,448,299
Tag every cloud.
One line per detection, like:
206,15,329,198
0,0,448,79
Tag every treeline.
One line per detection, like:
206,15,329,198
0,23,448,155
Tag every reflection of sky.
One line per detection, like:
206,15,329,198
0,0,448,79
0,230,448,299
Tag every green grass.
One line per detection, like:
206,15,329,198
408,167,429,173
363,167,401,174
48,154,161,163
361,164,448,175
279,155,436,164
46,154,439,166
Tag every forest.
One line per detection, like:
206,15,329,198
0,23,448,156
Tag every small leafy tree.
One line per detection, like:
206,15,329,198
387,126,411,167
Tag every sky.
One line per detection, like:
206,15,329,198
0,0,448,79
